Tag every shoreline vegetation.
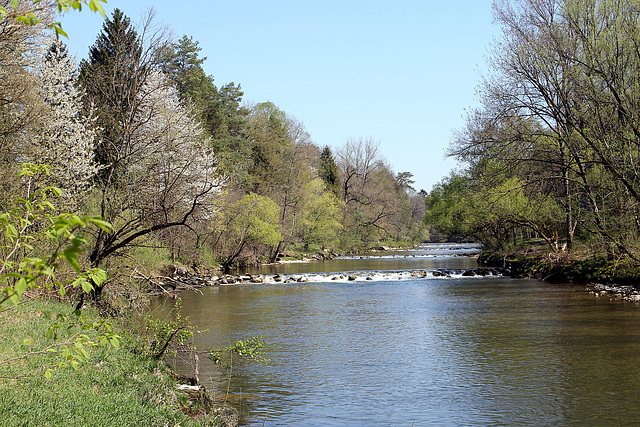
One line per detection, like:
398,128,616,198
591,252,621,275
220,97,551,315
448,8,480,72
0,297,240,427
2,242,637,426
477,248,640,302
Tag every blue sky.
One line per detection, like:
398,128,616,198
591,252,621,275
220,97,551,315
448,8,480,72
61,0,497,193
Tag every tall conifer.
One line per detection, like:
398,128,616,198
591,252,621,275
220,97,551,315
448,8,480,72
319,145,340,196
79,8,148,177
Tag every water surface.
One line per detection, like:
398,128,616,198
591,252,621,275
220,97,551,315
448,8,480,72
155,245,640,426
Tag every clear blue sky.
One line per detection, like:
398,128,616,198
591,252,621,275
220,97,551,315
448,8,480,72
61,0,497,193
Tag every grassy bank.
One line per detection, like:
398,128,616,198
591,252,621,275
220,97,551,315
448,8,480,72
0,297,227,427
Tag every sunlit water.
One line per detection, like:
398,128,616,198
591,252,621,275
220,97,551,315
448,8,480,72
152,244,640,426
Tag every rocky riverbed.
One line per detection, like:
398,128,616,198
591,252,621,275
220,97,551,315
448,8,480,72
588,283,640,302
150,265,506,297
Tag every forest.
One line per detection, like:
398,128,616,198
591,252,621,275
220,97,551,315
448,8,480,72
424,0,640,278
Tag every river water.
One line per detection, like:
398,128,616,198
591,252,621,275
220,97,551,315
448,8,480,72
153,244,640,426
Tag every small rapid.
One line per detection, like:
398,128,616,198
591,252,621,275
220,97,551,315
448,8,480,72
228,267,504,285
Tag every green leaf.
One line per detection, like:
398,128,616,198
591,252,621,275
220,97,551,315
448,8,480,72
89,0,106,16
10,0,18,10
80,280,92,293
63,247,81,272
14,277,27,296
89,269,107,287
54,24,69,39
9,293,19,305
88,217,112,231
109,336,120,349
44,369,53,379
6,224,17,238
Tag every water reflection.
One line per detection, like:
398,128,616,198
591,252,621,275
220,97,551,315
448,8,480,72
155,246,640,426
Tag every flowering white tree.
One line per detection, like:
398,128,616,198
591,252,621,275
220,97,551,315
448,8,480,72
88,69,222,286
130,69,220,222
35,39,100,204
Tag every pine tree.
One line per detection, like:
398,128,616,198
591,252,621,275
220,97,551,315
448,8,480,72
158,35,213,105
157,35,249,185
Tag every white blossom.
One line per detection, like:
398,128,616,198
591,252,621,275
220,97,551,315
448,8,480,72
129,69,221,221
35,39,100,201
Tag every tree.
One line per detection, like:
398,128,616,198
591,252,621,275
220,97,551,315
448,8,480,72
424,173,476,241
79,8,149,177
396,171,415,193
319,145,340,196
0,0,52,205
87,69,221,285
0,0,106,38
336,137,413,245
79,11,222,297
157,35,212,104
448,0,640,257
337,137,382,205
34,39,99,207
212,193,281,270
246,102,316,258
299,179,343,250
157,35,249,185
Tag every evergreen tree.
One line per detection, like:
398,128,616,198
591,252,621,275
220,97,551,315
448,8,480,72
319,145,340,196
158,35,214,106
78,8,148,177
158,35,250,184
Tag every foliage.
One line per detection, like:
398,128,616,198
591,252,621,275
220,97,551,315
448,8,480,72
0,164,120,377
143,299,196,359
0,164,110,306
0,298,213,426
79,7,147,175
319,145,340,196
0,0,106,39
35,39,100,206
424,172,475,240
212,193,281,269
158,34,250,185
443,0,640,258
209,335,269,369
299,179,344,249
78,11,221,299
337,137,416,246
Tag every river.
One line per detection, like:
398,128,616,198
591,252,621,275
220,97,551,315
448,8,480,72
152,244,640,426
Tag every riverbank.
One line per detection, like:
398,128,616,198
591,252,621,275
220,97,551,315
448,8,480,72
478,249,640,301
0,297,237,426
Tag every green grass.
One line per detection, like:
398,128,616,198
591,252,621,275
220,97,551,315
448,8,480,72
0,298,219,427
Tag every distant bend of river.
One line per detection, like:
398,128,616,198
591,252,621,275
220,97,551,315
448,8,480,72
152,244,640,426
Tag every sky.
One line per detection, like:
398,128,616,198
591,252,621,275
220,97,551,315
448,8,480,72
60,0,498,193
